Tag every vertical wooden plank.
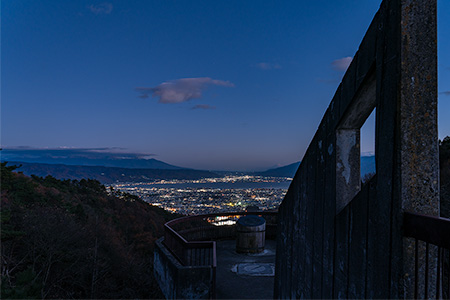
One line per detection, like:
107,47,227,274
305,150,316,298
312,130,326,298
284,184,294,297
321,88,339,299
274,184,292,299
366,176,378,298
277,183,296,298
297,155,311,298
348,182,369,298
383,1,403,297
297,163,308,298
274,194,285,298
322,136,337,297
274,196,288,298
365,179,373,299
299,163,311,295
290,167,303,299
333,205,350,299
366,0,394,297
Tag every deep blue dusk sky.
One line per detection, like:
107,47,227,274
2,0,450,171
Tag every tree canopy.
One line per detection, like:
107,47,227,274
1,162,176,299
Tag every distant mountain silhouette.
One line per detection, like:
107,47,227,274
96,158,182,169
360,155,376,177
258,156,376,178
1,148,183,169
8,161,219,184
258,162,301,177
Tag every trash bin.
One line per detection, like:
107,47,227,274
236,215,266,253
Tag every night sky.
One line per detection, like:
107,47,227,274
2,0,450,171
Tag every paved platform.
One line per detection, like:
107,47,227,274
215,239,276,299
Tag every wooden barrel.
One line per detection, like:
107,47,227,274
236,215,266,253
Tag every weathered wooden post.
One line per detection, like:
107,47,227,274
274,0,439,298
398,1,439,297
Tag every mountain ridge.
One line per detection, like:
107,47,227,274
257,161,301,177
8,161,219,184
1,149,183,170
258,155,376,178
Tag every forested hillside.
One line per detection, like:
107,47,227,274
1,162,177,299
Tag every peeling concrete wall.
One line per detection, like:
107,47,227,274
336,129,360,213
274,0,438,298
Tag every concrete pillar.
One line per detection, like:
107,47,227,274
399,0,439,298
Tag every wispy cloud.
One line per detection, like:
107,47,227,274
136,77,234,104
88,2,113,14
331,57,353,71
361,151,375,157
192,104,216,110
3,146,155,158
1,147,164,169
2,147,155,160
440,91,450,96
255,62,282,70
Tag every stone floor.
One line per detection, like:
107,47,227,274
215,239,276,299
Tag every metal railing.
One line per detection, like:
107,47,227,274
403,212,450,299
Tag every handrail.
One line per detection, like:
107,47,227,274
163,211,277,266
403,211,450,299
403,212,450,249
165,211,278,227
163,222,215,266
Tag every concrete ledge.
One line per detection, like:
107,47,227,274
154,238,214,299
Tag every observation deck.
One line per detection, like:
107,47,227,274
153,211,277,299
